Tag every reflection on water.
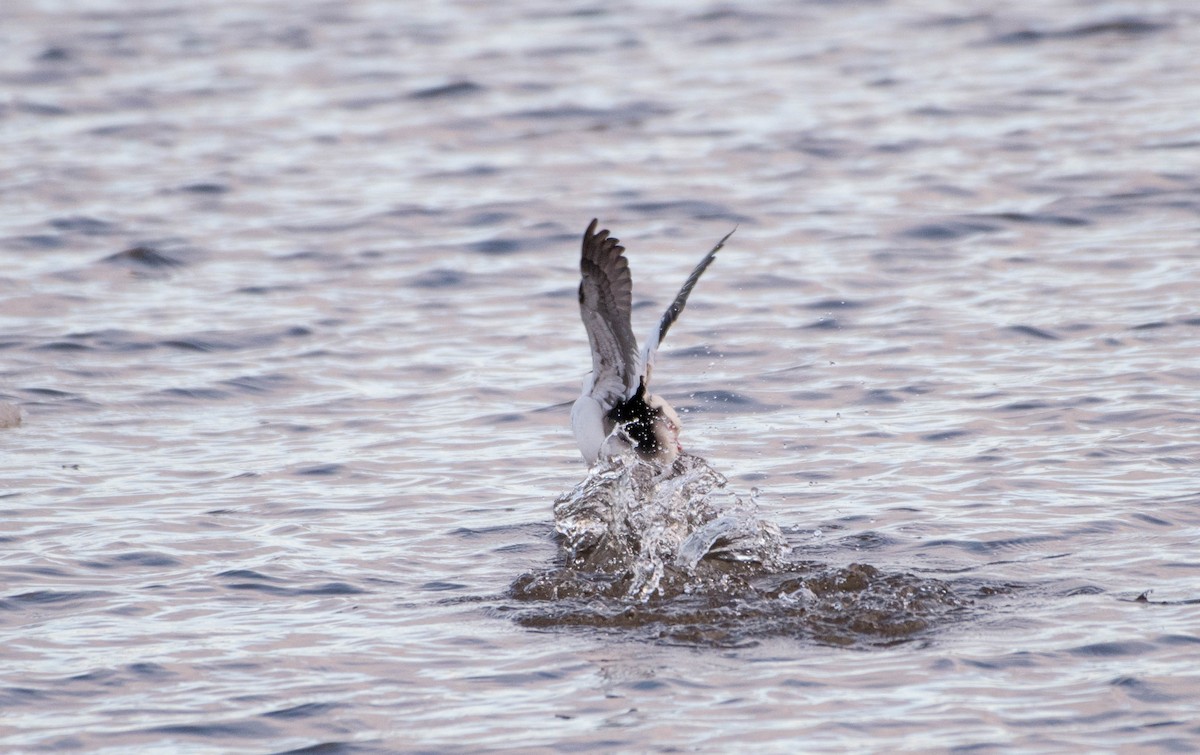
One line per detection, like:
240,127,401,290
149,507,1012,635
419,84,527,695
3,0,1200,752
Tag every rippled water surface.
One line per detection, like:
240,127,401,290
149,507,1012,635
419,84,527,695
4,0,1200,752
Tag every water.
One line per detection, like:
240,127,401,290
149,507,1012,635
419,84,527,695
3,0,1200,751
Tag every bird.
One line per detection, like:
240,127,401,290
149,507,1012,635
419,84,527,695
570,218,734,465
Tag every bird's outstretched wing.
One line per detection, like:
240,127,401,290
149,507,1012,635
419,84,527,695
578,219,640,407
638,227,735,386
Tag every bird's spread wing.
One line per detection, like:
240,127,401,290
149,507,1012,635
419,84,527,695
578,219,639,408
638,227,735,386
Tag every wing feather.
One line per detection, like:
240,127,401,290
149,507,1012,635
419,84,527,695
578,219,639,407
638,227,735,386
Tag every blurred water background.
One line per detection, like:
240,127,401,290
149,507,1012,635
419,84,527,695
2,0,1199,751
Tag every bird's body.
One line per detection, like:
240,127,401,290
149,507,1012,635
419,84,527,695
570,219,732,465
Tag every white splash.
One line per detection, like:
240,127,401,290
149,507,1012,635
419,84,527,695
553,451,786,601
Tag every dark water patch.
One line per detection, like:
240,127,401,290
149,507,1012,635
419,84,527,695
49,215,115,234
874,138,926,153
997,400,1052,411
450,522,555,540
471,237,522,255
143,721,279,738
791,136,854,159
975,211,1089,227
262,702,340,719
114,551,180,567
293,463,343,476
920,534,1062,554
803,317,840,330
274,742,374,755
422,581,468,592
990,18,1169,45
6,590,110,606
678,391,764,414
527,43,610,58
789,390,833,401
735,273,809,290
31,340,92,352
686,390,758,406
89,121,180,140
465,210,514,227
1082,408,1166,426
337,94,402,110
102,246,183,268
507,101,669,127
1063,585,1106,597
1111,676,1180,703
221,374,291,394
59,329,155,352
3,564,73,578
160,327,310,352
898,221,998,241
180,182,229,194
860,389,902,404
278,219,370,234
219,569,281,581
426,163,501,179
12,234,67,249
476,412,523,424
621,199,746,223
128,662,173,677
963,652,1038,671
495,542,539,555
37,46,73,62
805,298,865,310
1068,640,1157,658
1131,321,1169,331
1180,318,1200,327
409,268,467,288
408,80,483,99
156,387,233,401
690,7,775,23
275,250,339,262
1005,324,1060,340
835,531,898,551
920,429,969,442
16,100,70,116
0,686,49,706
160,338,224,352
68,669,118,684
227,581,365,597
1141,139,1200,150
236,284,301,295
86,551,182,569
1131,513,1172,527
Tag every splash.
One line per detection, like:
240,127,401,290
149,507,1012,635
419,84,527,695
551,452,787,601
509,451,973,647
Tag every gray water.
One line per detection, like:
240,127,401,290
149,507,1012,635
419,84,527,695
3,0,1200,752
